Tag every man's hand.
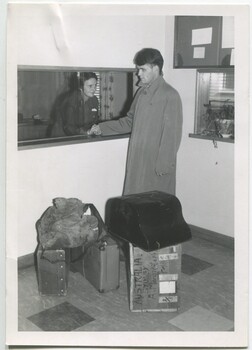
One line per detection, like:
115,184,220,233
87,124,102,136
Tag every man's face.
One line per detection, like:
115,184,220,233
136,64,159,85
83,78,97,98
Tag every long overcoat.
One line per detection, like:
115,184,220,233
99,76,183,195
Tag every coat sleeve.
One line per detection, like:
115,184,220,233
63,104,80,135
155,90,183,175
62,93,81,136
99,89,141,136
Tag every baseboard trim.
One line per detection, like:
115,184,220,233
189,224,234,250
18,226,234,269
18,253,36,270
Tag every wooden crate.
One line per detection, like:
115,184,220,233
129,244,181,312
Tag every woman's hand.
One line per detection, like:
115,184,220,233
87,124,102,136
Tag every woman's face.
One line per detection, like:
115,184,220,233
83,78,97,99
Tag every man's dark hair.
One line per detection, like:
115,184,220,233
133,48,164,74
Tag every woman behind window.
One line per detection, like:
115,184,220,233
62,72,99,136
46,72,99,137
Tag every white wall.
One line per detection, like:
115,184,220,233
164,17,234,236
12,5,166,68
7,5,167,256
17,139,129,253
7,4,237,257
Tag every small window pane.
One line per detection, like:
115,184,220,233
195,69,234,140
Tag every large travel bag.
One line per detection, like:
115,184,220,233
106,191,191,252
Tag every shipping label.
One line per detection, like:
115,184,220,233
159,253,178,261
159,273,178,281
159,295,178,303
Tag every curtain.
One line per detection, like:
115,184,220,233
99,72,115,120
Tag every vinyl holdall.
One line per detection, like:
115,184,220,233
105,191,192,252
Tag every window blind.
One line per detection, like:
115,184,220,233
209,71,234,104
94,71,101,111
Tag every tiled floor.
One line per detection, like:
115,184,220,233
18,235,234,332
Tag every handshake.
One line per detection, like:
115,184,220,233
87,124,102,136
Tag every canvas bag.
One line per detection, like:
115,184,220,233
37,198,105,250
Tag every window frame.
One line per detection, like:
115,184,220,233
189,67,235,144
17,65,136,150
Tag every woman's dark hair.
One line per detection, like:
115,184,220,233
133,48,164,74
81,72,98,82
68,72,98,91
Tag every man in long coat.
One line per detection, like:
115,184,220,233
89,48,183,196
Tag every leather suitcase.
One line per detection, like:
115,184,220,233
36,245,70,296
129,243,181,312
106,191,191,251
84,236,120,293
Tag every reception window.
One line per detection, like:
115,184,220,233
18,66,137,149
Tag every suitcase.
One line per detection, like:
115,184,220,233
36,245,70,296
84,236,120,293
105,191,191,252
129,243,181,312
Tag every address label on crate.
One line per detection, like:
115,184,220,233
159,281,176,294
159,253,178,261
159,295,178,304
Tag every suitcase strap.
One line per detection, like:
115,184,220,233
70,203,109,261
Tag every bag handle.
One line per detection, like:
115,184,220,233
70,204,108,262
85,203,107,240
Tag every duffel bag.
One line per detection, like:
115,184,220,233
36,197,106,250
